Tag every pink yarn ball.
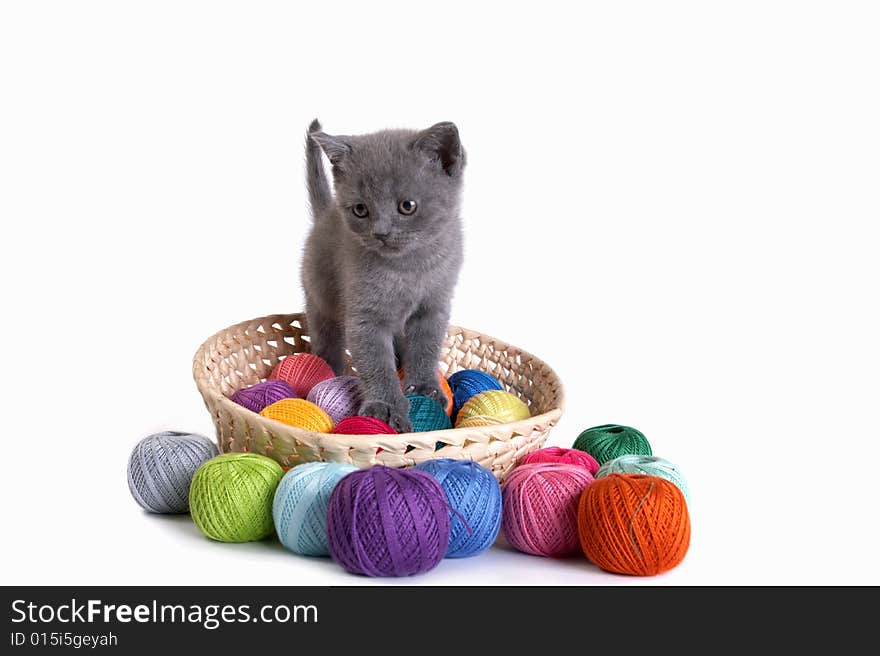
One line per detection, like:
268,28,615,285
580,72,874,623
501,463,595,557
269,353,334,398
521,446,600,475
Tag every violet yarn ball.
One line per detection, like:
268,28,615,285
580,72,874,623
306,376,362,424
231,380,296,413
326,466,450,577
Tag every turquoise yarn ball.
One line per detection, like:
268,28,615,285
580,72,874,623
273,461,358,556
416,459,502,558
407,394,452,432
596,454,690,503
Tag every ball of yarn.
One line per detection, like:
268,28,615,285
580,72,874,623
416,459,502,558
501,463,594,557
326,466,450,576
231,380,296,413
573,424,652,465
448,369,503,419
269,353,334,398
306,376,362,424
455,414,505,428
189,453,284,542
578,473,690,576
332,416,397,435
456,390,531,427
260,398,334,432
273,462,358,556
596,454,689,502
407,394,453,432
127,431,218,513
398,368,454,416
521,446,600,475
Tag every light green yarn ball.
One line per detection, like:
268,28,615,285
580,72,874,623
189,452,284,543
596,454,689,503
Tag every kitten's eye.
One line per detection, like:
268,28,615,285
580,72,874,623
352,203,369,218
398,200,417,215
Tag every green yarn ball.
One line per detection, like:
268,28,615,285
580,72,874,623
189,452,284,543
572,424,652,465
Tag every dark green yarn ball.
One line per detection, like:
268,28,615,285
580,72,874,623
572,424,652,465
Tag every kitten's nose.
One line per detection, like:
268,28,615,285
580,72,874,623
373,232,390,243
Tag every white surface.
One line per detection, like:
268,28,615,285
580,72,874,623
1,1,878,586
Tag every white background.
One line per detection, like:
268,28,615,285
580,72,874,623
1,1,878,586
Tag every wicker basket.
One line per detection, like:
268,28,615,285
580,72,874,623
192,313,565,481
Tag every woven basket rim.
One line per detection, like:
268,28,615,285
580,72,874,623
193,312,565,445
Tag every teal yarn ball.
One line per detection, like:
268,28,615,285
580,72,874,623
416,459,502,558
596,454,689,503
273,462,358,556
573,424,652,465
407,394,452,432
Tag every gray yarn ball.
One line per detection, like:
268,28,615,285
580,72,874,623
127,431,218,513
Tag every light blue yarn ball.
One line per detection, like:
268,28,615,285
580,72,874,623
416,459,502,558
595,454,690,503
273,462,358,556
127,431,218,514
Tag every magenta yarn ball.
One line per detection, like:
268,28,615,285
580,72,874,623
521,446,600,475
306,376,363,424
501,463,595,557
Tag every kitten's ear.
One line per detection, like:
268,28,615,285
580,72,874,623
414,122,465,176
309,127,352,167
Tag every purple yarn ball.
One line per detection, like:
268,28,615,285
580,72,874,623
230,380,296,413
327,466,450,577
306,376,363,424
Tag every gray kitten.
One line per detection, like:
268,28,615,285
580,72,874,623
302,119,466,433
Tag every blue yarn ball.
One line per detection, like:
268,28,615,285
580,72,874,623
447,369,504,419
416,459,502,558
127,431,218,514
407,394,452,432
273,461,358,556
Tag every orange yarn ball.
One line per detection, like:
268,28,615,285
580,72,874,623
397,367,454,416
260,398,334,433
578,473,690,576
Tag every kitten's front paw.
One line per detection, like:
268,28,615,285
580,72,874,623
403,382,445,403
361,398,413,433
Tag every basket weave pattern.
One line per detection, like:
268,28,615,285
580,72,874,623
192,313,565,481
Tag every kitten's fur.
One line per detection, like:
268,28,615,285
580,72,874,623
302,119,465,433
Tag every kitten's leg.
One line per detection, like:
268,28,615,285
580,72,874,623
348,317,412,433
400,302,450,402
306,305,347,376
